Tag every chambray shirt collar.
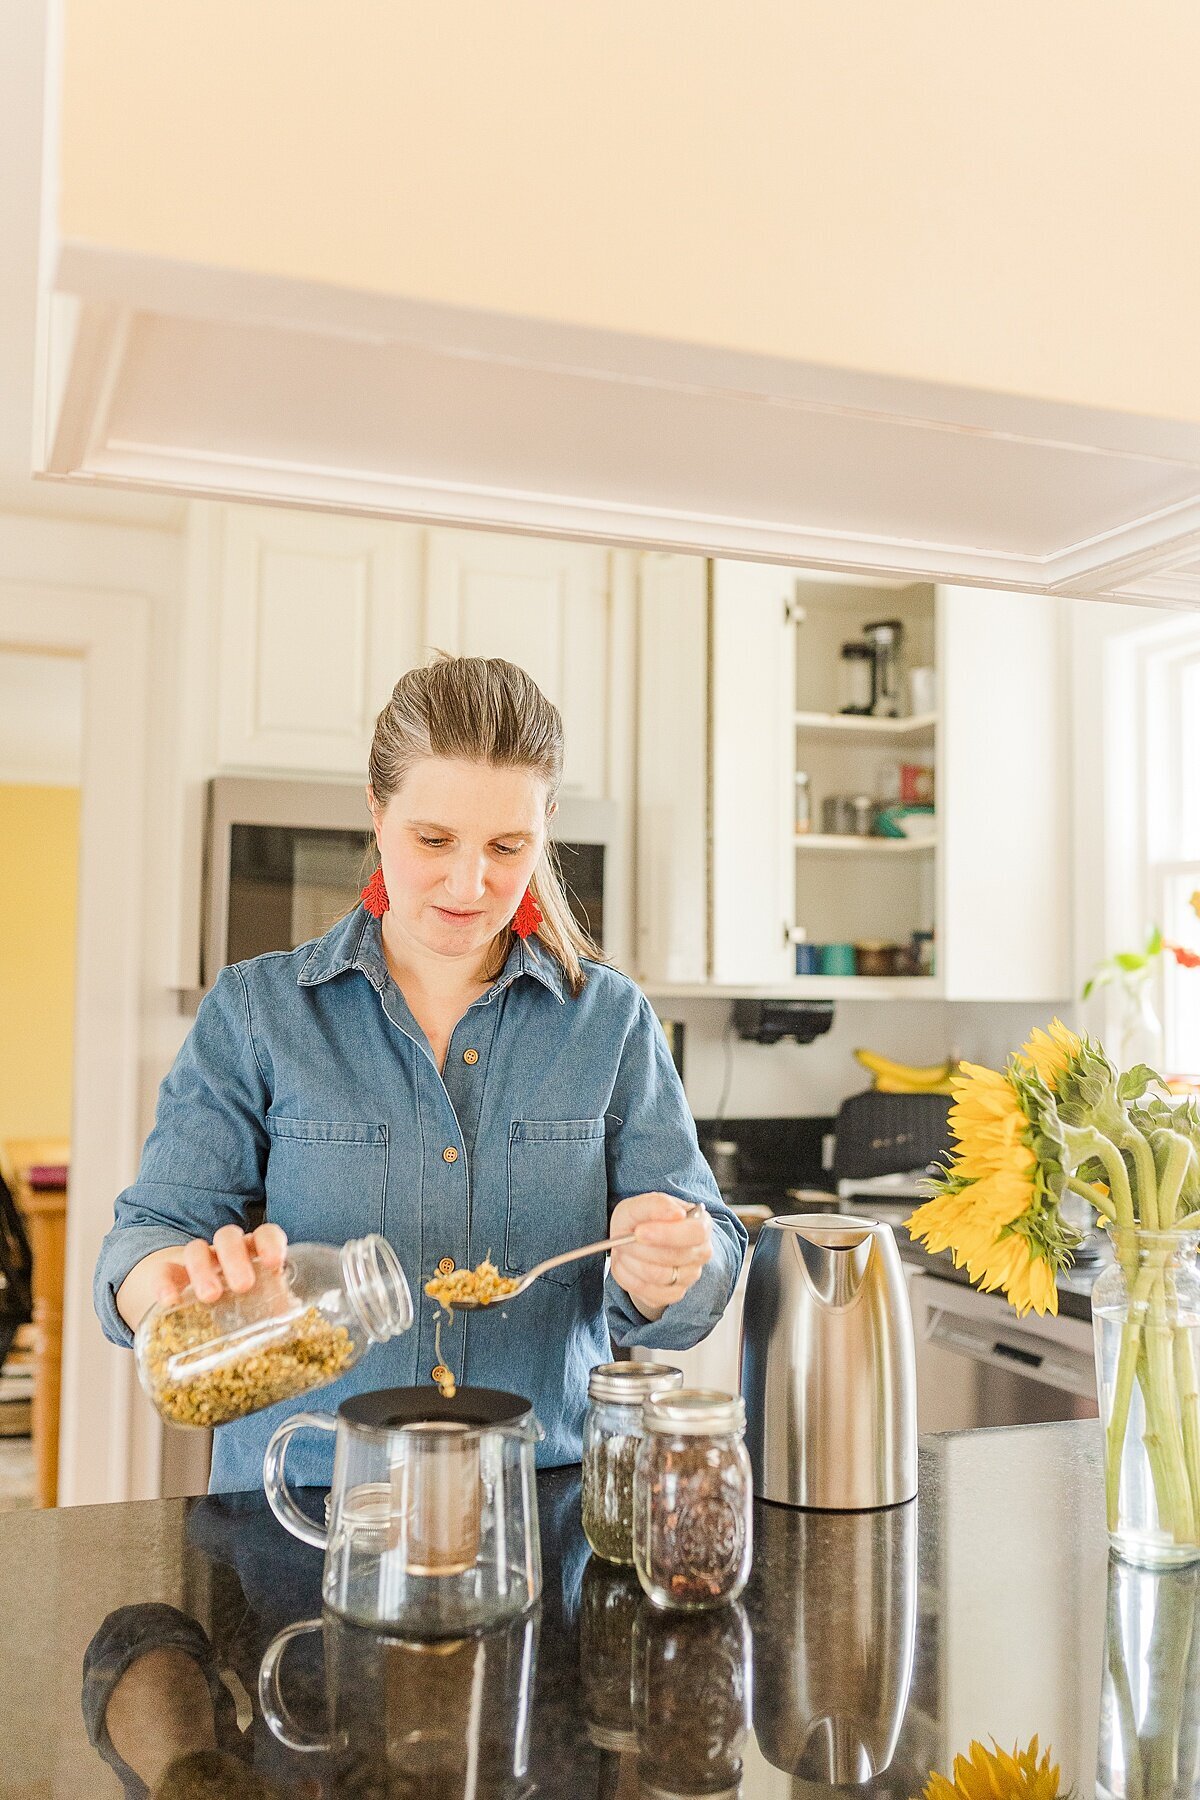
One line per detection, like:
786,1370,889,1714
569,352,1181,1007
297,905,566,1003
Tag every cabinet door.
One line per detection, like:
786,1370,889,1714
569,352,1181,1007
710,560,796,986
423,531,612,798
636,554,709,984
937,585,1072,1001
217,506,420,772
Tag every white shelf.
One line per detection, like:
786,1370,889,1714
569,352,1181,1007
793,710,936,747
644,976,943,1002
794,833,936,854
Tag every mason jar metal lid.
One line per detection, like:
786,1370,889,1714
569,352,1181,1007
587,1361,685,1404
643,1388,746,1435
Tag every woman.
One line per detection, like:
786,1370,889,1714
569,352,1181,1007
95,655,746,1492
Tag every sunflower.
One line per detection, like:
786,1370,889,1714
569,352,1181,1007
1018,1019,1083,1092
909,1061,1075,1317
920,1735,1065,1800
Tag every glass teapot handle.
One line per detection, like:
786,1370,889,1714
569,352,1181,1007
258,1618,329,1753
263,1412,335,1549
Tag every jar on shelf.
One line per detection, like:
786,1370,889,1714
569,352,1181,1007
633,1390,752,1612
837,641,874,715
134,1235,413,1428
582,1361,685,1564
794,771,812,835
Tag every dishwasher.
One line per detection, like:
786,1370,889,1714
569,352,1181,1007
906,1268,1098,1432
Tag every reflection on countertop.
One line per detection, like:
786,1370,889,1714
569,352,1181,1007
4,1422,1200,1795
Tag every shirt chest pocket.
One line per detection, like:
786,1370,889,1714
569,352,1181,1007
505,1118,609,1288
264,1116,389,1243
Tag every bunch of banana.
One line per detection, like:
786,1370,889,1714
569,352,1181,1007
854,1047,957,1096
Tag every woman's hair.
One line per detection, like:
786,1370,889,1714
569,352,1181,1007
366,653,604,994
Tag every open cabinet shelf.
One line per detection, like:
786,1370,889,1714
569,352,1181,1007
794,833,936,854
793,710,936,748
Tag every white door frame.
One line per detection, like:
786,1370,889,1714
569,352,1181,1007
0,580,152,1505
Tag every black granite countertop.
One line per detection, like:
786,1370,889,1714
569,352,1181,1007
5,1421,1199,1797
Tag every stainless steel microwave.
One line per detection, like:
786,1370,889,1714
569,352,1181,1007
202,775,618,987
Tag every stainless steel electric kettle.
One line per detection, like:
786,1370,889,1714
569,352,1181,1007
739,1215,917,1509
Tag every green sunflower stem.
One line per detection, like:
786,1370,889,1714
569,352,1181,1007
1107,1290,1149,1532
1123,1124,1161,1233
1173,1326,1200,1530
1066,1174,1117,1223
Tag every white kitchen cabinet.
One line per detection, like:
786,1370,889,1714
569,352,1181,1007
635,554,709,985
709,560,797,986
936,585,1072,1001
423,530,614,799
216,505,422,773
638,562,1073,1002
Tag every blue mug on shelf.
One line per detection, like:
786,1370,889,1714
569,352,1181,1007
794,944,820,976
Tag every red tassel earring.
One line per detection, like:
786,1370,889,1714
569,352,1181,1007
361,866,390,917
512,886,543,939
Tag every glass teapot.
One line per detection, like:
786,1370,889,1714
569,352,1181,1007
263,1385,543,1636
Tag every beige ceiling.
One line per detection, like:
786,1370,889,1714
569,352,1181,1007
59,0,1200,424
0,0,183,526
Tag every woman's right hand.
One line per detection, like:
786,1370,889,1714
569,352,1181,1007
155,1223,289,1305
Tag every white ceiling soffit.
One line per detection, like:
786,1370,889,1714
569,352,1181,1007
36,242,1200,606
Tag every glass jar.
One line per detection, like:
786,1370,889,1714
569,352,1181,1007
134,1235,413,1428
794,770,812,835
633,1390,752,1611
633,1600,751,1799
582,1361,684,1564
1093,1228,1200,1566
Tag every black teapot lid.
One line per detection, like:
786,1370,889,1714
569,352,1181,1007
339,1385,533,1433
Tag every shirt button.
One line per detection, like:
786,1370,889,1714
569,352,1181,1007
463,1048,479,1066
432,1364,452,1384
442,1146,459,1164
437,1257,456,1276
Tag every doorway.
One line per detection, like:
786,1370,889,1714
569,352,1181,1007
0,649,83,1508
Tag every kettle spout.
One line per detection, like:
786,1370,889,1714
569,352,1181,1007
791,1221,874,1305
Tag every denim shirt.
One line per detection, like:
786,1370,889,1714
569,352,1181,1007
94,906,746,1492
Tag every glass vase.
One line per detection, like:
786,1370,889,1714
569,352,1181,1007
1112,979,1165,1078
1093,1229,1200,1567
1096,1555,1200,1798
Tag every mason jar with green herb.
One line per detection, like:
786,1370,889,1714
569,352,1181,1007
582,1361,684,1564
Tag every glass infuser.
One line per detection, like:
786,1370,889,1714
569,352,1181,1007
264,1385,543,1634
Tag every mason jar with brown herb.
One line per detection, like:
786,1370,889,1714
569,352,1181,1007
133,1235,413,1428
581,1361,684,1565
632,1390,752,1612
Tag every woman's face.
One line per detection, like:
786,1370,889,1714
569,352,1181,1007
369,757,552,964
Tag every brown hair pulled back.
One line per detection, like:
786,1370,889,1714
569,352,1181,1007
367,654,603,993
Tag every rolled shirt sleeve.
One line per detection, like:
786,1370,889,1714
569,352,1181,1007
603,994,747,1351
93,964,272,1346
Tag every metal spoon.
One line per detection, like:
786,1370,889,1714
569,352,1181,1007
442,1202,703,1309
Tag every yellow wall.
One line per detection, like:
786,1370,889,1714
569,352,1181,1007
59,1,1200,421
0,786,80,1145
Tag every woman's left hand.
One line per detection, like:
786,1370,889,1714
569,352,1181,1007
609,1193,713,1321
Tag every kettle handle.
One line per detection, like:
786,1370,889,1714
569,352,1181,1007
263,1411,335,1549
258,1617,330,1753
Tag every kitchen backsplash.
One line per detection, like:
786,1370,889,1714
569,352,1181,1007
658,996,1082,1120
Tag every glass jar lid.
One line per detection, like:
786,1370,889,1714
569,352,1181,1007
643,1388,746,1435
587,1361,684,1404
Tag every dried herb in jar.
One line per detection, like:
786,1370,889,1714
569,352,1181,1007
634,1392,752,1612
644,1440,749,1604
582,1433,639,1563
142,1303,356,1428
